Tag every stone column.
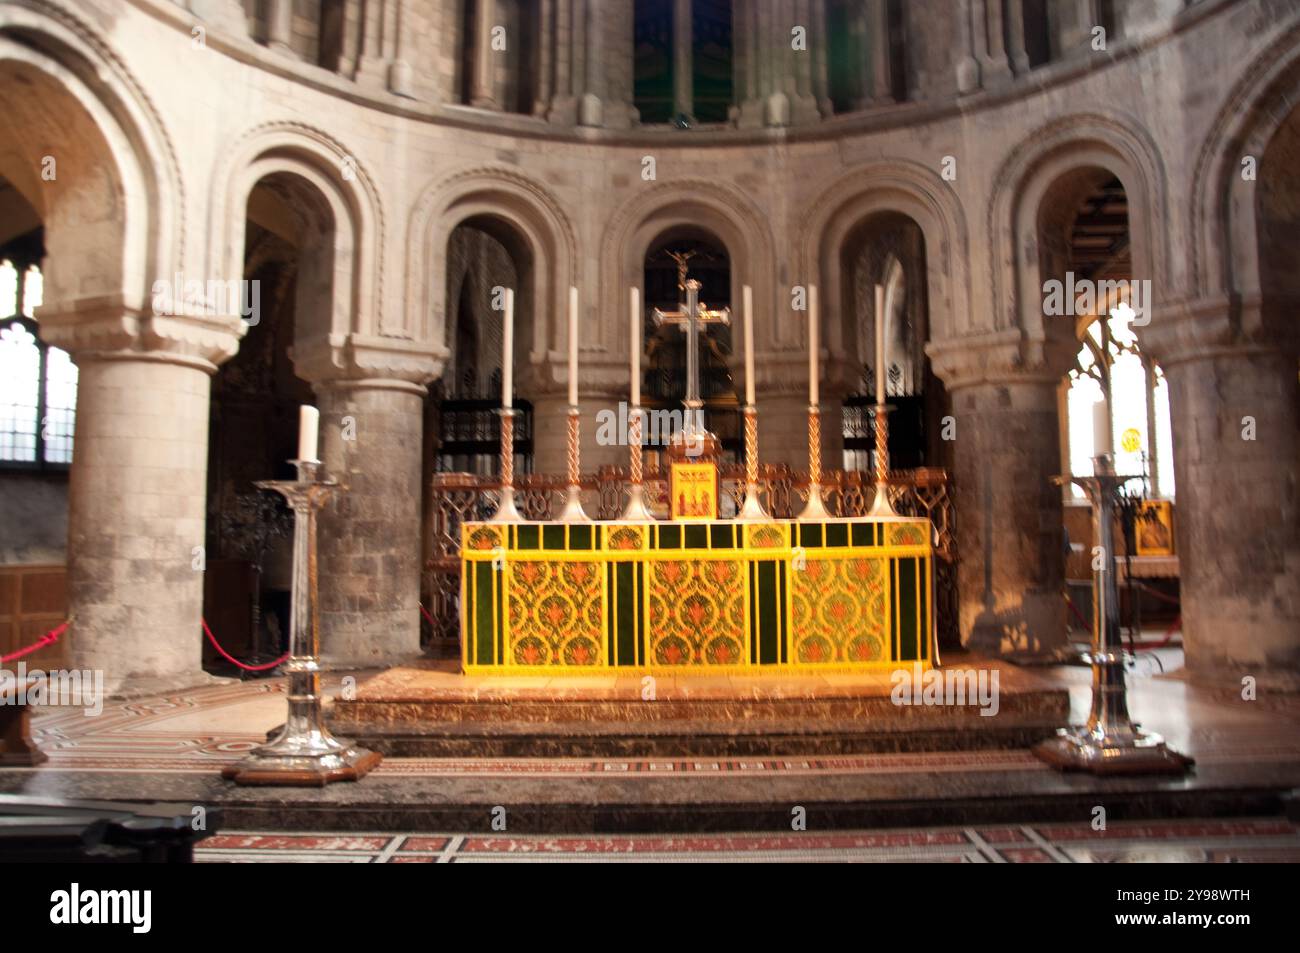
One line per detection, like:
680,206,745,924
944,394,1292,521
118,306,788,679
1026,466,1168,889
548,0,576,122
930,339,1073,656
1143,299,1300,680
1004,0,1031,74
978,0,1013,84
533,0,555,116
955,0,981,94
295,337,441,668
313,380,427,667
388,0,414,96
470,0,500,108
673,0,694,121
266,0,295,53
42,307,243,694
809,0,832,116
580,0,605,126
734,0,760,125
735,0,822,127
1055,0,1099,55
854,0,892,107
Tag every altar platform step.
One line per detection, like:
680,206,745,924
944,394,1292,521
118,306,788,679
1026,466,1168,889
326,718,1062,758
326,656,1070,758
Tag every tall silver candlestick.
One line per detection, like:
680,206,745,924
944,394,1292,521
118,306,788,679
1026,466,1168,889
1034,453,1192,775
224,459,381,786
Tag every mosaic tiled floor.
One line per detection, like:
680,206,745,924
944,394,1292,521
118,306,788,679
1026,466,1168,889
20,655,1300,776
196,819,1300,863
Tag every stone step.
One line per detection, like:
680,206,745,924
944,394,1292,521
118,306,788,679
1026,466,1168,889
214,784,1293,835
326,716,1064,757
330,688,1067,727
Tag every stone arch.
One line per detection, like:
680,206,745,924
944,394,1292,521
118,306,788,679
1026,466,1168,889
988,112,1167,371
1190,24,1300,310
212,123,384,346
0,2,181,316
801,161,968,354
409,166,576,368
600,180,778,362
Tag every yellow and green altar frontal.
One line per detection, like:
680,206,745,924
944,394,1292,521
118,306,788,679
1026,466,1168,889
460,518,933,674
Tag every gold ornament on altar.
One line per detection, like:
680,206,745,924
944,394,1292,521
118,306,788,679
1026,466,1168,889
671,461,718,520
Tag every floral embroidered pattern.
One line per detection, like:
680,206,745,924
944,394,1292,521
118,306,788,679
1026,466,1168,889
508,560,603,666
647,559,746,665
790,557,888,664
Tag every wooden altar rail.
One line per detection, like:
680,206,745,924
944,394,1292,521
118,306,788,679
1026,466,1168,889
424,466,957,648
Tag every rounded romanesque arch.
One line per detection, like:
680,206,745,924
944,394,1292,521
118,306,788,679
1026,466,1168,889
408,166,576,369
801,161,969,354
1171,26,1300,679
987,112,1168,376
212,123,385,352
0,2,180,318
1189,24,1300,305
600,179,778,363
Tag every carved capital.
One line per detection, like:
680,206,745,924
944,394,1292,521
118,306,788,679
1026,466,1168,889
37,296,246,373
293,333,447,392
1140,293,1300,368
927,330,1076,391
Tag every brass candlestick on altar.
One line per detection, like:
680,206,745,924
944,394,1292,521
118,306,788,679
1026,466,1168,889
867,402,897,517
559,405,590,521
1034,452,1193,776
799,404,831,519
224,459,381,786
738,404,768,519
622,406,656,520
490,407,523,522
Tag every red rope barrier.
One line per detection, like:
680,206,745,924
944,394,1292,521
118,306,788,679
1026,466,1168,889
418,602,436,626
1127,615,1182,650
1063,592,1089,629
1,620,68,663
202,618,288,672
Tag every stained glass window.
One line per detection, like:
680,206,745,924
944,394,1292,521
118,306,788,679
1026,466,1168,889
0,261,77,468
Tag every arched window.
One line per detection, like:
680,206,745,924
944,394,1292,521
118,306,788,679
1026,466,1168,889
1065,300,1173,499
0,261,76,468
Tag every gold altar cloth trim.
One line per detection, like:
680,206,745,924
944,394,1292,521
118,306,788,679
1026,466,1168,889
460,518,934,675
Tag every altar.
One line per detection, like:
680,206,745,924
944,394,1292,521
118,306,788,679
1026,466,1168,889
460,516,932,673
452,273,937,675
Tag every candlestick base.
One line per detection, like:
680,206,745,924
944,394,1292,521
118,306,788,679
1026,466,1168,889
867,483,897,517
559,484,591,522
490,485,524,523
798,483,832,520
738,484,769,520
621,482,657,521
222,734,382,786
1034,728,1193,776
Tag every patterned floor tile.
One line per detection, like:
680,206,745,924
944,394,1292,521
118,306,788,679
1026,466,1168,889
191,818,1300,863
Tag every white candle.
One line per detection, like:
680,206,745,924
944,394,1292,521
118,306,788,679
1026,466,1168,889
875,283,886,406
808,284,819,407
568,286,579,407
501,288,514,410
630,286,641,407
1093,399,1112,456
297,405,319,462
743,284,755,407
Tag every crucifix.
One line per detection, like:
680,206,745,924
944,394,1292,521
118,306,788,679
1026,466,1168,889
652,251,730,436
